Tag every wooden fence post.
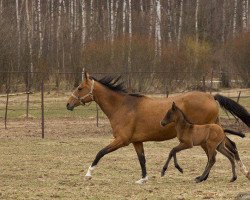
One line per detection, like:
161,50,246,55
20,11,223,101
41,77,45,138
202,75,206,92
237,91,241,103
4,72,10,129
26,71,30,119
210,69,214,94
96,103,99,127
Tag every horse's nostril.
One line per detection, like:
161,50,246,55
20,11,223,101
66,103,69,108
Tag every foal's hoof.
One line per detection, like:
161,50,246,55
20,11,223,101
230,176,237,182
195,177,203,183
175,165,183,174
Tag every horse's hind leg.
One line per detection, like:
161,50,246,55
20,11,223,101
217,142,237,182
133,142,148,184
85,138,127,179
161,142,192,177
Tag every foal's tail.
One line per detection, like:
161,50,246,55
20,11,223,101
224,129,245,138
214,94,250,127
225,137,250,180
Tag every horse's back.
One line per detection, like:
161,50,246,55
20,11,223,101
130,91,219,142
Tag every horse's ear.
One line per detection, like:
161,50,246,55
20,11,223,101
172,102,176,110
81,68,89,82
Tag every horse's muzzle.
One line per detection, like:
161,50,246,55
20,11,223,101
66,103,74,111
160,120,167,127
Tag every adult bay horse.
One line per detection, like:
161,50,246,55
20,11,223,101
66,71,250,184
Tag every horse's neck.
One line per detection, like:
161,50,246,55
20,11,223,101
94,84,125,119
174,110,190,132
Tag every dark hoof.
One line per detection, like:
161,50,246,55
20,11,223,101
195,177,203,183
175,165,183,174
230,176,237,182
161,168,166,177
203,173,209,181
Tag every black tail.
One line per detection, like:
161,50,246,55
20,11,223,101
214,94,250,127
224,129,245,138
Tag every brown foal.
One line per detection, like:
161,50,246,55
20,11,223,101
161,102,248,182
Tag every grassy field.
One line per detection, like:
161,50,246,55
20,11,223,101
0,89,249,199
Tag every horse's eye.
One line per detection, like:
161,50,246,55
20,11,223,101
78,87,82,91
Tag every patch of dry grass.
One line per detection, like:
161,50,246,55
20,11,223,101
0,118,249,200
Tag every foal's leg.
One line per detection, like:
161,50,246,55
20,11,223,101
161,142,192,177
195,144,217,181
217,143,237,182
85,138,127,179
133,142,148,184
195,150,217,183
195,151,217,182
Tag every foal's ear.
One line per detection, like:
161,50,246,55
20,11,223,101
172,102,177,110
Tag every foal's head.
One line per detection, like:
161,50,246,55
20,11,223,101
66,71,95,111
160,102,180,127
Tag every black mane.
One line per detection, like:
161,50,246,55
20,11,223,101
91,76,144,97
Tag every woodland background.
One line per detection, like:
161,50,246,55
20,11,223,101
0,0,250,92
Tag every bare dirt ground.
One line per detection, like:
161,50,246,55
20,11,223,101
0,118,249,200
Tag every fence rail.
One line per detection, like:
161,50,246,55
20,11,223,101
1,71,249,138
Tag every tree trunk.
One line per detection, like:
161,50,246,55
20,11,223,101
177,0,183,48
242,0,248,30
233,0,237,37
167,0,172,43
25,0,34,75
195,0,199,43
155,0,161,57
81,0,86,47
16,0,21,70
37,0,43,58
122,0,126,35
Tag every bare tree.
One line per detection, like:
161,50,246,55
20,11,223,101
25,0,34,74
177,0,183,48
16,0,21,70
233,0,238,37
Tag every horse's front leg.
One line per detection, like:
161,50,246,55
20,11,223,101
85,138,126,179
133,142,148,184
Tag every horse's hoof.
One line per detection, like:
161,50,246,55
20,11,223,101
135,176,148,184
230,176,237,182
161,170,166,177
85,175,92,180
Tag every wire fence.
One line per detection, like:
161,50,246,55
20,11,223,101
1,70,250,138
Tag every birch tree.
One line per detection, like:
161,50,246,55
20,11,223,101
57,0,63,71
16,0,21,70
195,0,199,43
110,0,114,43
81,0,86,47
37,0,43,58
233,0,238,37
177,0,183,48
155,0,161,56
25,0,34,74
167,0,172,42
242,0,248,30
222,0,226,43
122,0,126,35
0,0,2,21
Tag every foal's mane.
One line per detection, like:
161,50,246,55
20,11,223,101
176,106,194,125
91,76,144,97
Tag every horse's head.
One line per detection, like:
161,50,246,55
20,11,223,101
160,102,178,127
66,71,95,111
